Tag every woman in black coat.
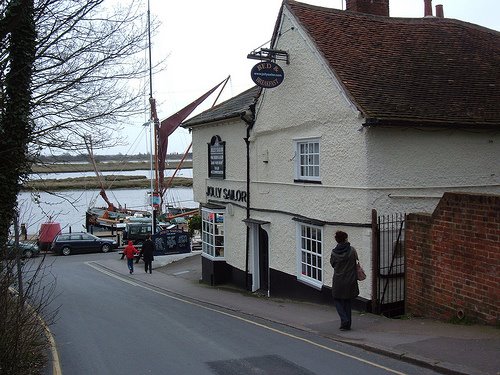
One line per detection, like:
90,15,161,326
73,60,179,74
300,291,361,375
141,235,155,274
330,231,359,331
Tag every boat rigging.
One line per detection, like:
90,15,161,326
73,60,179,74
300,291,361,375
85,2,230,231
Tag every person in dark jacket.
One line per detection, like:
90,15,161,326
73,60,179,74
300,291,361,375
330,230,359,331
141,235,155,274
123,240,139,274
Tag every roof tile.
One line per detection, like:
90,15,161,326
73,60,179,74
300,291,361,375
286,0,500,126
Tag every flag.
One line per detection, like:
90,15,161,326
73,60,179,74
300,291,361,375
157,77,229,187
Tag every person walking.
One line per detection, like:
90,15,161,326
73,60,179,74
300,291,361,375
123,240,139,274
330,230,359,331
141,235,155,274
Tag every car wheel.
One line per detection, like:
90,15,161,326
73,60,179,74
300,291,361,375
62,246,71,256
23,249,33,259
101,244,111,253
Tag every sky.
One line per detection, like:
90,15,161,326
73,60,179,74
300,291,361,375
114,0,500,156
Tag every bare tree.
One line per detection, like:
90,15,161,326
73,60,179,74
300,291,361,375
1,0,152,239
1,0,156,237
29,0,152,154
0,0,37,250
0,1,155,372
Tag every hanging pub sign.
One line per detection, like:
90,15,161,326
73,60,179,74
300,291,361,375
250,61,284,88
208,135,225,179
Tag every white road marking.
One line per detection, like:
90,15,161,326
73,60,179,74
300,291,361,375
86,262,407,375
172,270,190,275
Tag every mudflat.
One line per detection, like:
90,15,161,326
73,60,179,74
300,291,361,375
24,175,192,191
31,160,193,173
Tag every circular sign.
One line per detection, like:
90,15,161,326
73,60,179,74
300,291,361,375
250,61,284,88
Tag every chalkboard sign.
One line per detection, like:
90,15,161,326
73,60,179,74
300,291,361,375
152,229,191,255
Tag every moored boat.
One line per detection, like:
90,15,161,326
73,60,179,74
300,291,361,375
85,3,229,234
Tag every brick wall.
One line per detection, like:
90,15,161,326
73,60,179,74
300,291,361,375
405,192,500,326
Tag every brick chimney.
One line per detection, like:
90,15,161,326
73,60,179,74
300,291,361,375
435,4,444,18
424,0,433,17
345,0,390,17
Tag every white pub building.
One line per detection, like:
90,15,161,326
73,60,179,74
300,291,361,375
182,0,500,312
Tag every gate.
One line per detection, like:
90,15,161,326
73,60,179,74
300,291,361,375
372,212,406,317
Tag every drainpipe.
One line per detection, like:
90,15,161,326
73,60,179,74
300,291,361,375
241,105,255,290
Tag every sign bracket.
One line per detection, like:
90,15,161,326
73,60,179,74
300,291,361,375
247,48,289,65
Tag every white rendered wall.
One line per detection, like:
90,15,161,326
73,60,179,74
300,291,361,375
222,204,247,271
246,10,374,298
364,126,500,215
191,119,248,205
250,10,371,224
190,118,250,272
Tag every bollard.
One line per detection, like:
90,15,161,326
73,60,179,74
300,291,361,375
21,224,27,240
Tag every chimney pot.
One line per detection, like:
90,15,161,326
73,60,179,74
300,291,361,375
435,4,444,18
345,0,390,17
424,0,433,17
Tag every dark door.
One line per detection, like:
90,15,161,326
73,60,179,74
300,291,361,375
258,227,269,292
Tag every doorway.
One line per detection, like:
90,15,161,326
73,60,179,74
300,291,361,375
258,227,269,293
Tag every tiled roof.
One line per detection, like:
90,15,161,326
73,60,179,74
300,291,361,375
181,86,261,128
286,0,500,127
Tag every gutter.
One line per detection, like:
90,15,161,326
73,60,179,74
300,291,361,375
363,117,499,130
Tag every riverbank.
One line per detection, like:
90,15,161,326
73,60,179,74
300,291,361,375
23,175,192,191
25,161,193,190
31,160,193,173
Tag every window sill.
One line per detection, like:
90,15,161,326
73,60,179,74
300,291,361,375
202,252,226,261
297,275,323,290
294,179,322,184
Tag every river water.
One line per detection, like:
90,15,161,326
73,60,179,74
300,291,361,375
18,169,196,235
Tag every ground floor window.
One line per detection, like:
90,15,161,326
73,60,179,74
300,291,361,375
201,208,225,258
296,223,323,289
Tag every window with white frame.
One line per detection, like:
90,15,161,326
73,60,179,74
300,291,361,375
294,138,320,181
296,223,323,288
201,208,225,259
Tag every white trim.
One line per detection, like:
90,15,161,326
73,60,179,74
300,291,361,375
251,180,500,190
201,207,225,259
295,222,324,290
249,223,260,292
201,252,226,261
294,137,321,181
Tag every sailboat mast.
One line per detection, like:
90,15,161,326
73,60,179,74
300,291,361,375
147,0,153,100
147,0,161,215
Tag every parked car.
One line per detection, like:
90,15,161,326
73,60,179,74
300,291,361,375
4,239,40,259
51,233,118,256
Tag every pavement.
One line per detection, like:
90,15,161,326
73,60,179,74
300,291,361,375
95,251,500,375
